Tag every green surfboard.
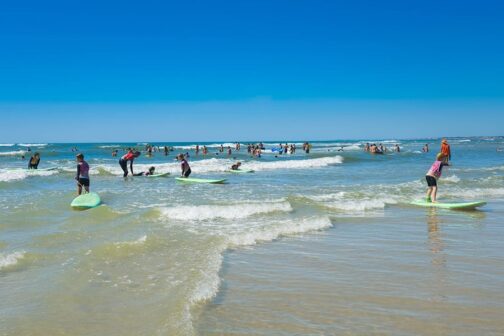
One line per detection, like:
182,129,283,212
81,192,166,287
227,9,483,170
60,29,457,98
410,200,486,210
175,177,226,184
71,192,101,210
146,172,170,178
227,169,254,174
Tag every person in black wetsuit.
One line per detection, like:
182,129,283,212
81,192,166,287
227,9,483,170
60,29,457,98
133,166,156,176
119,150,141,177
28,153,40,169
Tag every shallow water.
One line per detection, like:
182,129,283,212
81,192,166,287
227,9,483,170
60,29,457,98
1,138,503,335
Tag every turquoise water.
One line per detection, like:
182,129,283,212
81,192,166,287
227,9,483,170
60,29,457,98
1,138,503,335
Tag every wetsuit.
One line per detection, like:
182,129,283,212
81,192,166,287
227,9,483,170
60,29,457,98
76,161,90,187
28,157,40,169
119,152,135,177
181,159,191,177
425,160,448,187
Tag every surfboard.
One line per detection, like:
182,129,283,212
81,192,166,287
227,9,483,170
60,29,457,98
71,192,101,209
146,172,170,178
410,200,486,210
227,169,254,174
175,177,226,184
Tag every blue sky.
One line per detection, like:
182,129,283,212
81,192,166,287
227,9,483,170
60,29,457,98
0,0,503,141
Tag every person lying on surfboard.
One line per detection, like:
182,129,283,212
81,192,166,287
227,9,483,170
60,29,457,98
231,162,242,170
75,153,90,195
177,154,191,178
133,166,155,176
425,153,450,203
119,149,141,177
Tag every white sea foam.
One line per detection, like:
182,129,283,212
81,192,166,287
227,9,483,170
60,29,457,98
114,235,147,247
0,251,25,270
99,145,121,148
323,199,398,211
227,216,333,246
160,201,292,221
443,175,461,183
0,168,58,182
17,143,47,147
0,143,15,147
0,150,26,156
88,156,343,176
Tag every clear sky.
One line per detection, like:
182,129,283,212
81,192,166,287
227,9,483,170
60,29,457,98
0,0,503,142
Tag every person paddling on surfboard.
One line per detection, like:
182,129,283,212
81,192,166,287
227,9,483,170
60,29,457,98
134,166,155,176
177,153,191,178
119,149,140,177
425,153,450,203
75,153,90,195
28,152,40,169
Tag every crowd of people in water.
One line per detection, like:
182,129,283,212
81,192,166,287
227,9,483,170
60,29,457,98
20,139,456,202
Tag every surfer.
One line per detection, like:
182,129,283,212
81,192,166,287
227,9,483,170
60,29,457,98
119,150,141,177
441,139,451,163
425,153,450,203
231,162,242,170
75,153,90,195
27,152,40,169
134,166,155,176
177,154,192,178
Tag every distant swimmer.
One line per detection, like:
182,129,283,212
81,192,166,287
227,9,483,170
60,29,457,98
227,146,232,156
422,144,429,153
75,153,90,195
440,138,451,163
231,162,242,170
164,146,169,156
177,153,191,178
119,149,141,177
28,152,40,169
424,153,450,203
134,166,155,176
395,144,401,153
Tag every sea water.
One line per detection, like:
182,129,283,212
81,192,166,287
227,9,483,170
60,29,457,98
1,138,503,335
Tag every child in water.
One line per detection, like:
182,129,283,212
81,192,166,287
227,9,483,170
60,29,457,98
425,153,450,203
134,166,156,176
75,153,90,195
231,162,241,170
177,154,191,177
28,152,40,169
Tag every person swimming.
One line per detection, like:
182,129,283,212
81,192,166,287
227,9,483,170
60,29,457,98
28,152,40,169
119,150,141,177
177,153,191,178
134,166,156,176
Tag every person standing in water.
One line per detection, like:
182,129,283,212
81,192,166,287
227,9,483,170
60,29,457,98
75,153,90,195
119,149,140,177
440,138,451,163
28,152,40,169
425,153,450,203
177,153,191,177
422,144,429,152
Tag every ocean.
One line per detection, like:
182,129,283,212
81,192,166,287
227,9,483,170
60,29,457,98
1,138,503,335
